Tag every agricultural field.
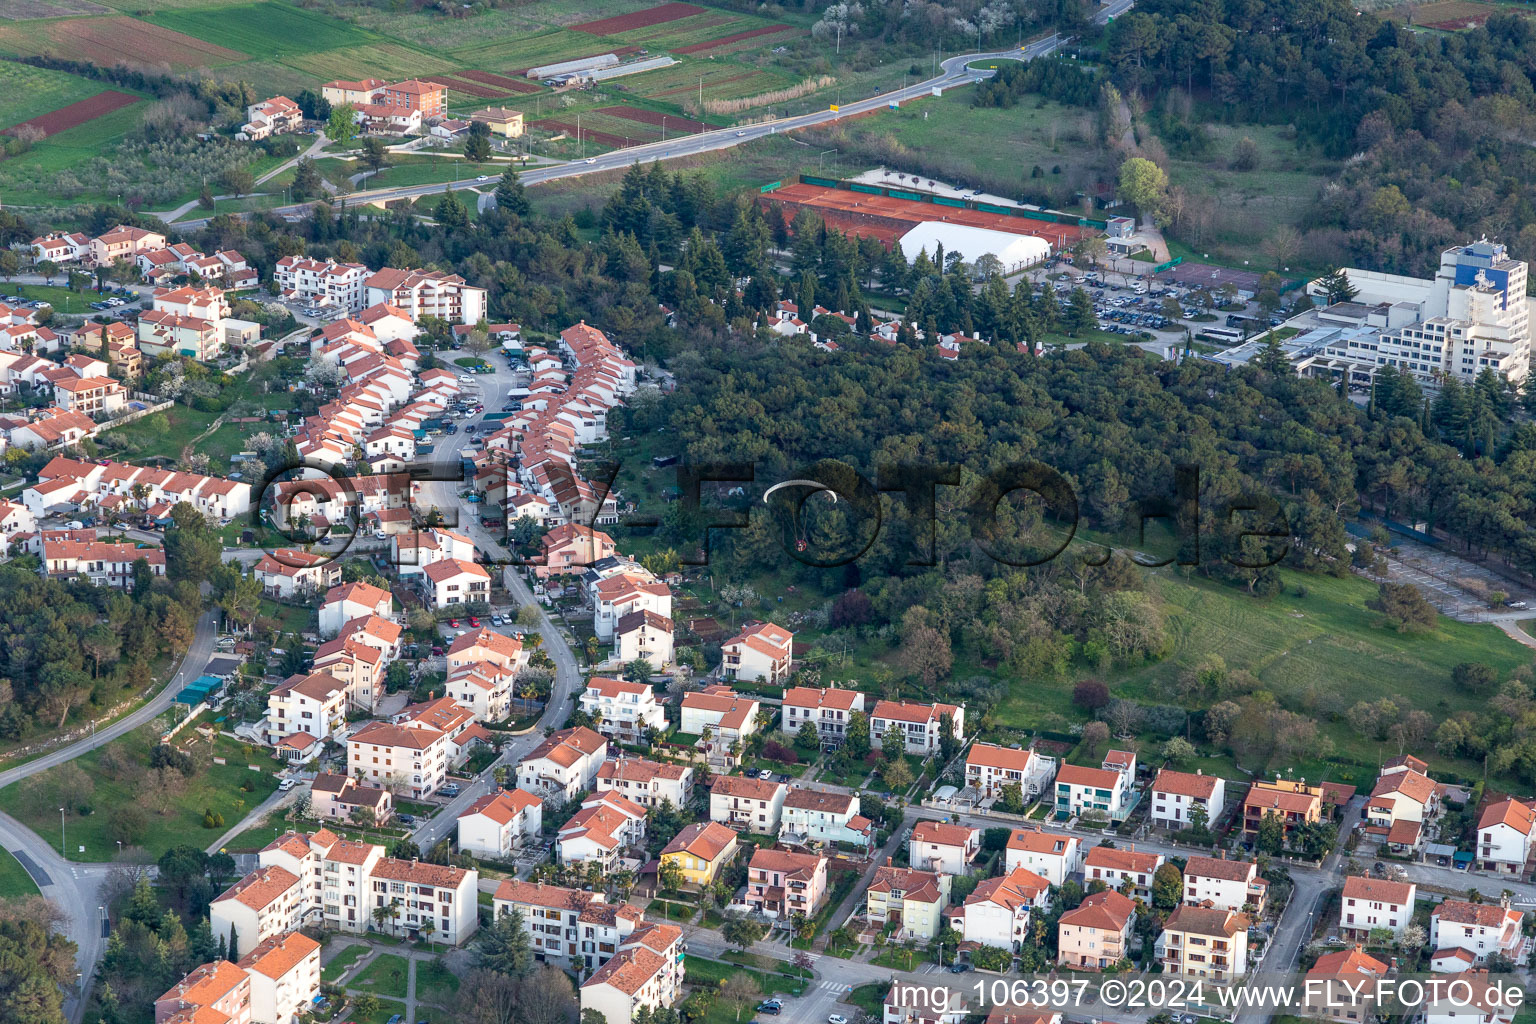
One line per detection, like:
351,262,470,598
0,62,103,133
1378,0,1521,28
0,16,246,68
146,1,379,58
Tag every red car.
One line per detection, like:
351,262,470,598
448,618,460,629
468,616,481,627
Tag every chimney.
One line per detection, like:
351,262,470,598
1196,769,1202,776
886,857,892,866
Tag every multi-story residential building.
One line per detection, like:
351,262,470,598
1055,752,1136,822
1424,971,1517,1024
262,671,349,747
556,790,648,869
236,931,321,1024
380,79,445,118
51,375,126,417
318,581,393,635
740,847,827,920
253,549,340,599
709,775,788,834
595,756,692,810
40,538,164,589
1339,876,1416,941
615,609,674,670
908,821,979,875
1304,946,1389,1023
1151,769,1227,830
867,864,952,941
420,558,490,607
311,635,386,713
347,715,455,798
241,96,303,139
965,742,1057,801
321,78,387,106
1005,827,1081,886
1183,855,1268,915
947,866,1050,952
579,920,685,1024
1242,778,1324,839
210,865,307,955
30,231,89,264
517,726,608,800
659,821,739,889
364,268,486,325
538,522,616,578
869,699,966,757
1429,898,1528,969
275,256,371,312
492,880,639,971
469,106,525,137
1159,904,1249,981
1057,889,1135,970
720,621,794,683
87,225,166,267
780,788,872,848
681,685,761,765
1477,798,1534,876
155,960,252,1024
368,857,478,946
309,772,393,825
457,789,543,859
781,685,866,748
591,570,670,641
579,677,667,741
1367,766,1438,839
1083,844,1164,899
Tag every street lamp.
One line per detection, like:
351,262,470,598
59,807,66,858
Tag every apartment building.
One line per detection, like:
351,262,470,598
1477,798,1535,876
867,864,951,941
1004,827,1081,886
347,716,455,799
365,267,486,325
1183,855,1268,915
740,847,827,920
709,775,788,833
236,931,321,1024
1243,778,1324,839
579,676,667,742
1151,769,1227,830
155,960,252,1024
782,685,866,748
908,821,979,875
659,821,739,889
579,921,685,1024
209,866,307,956
557,790,648,869
492,880,642,972
1430,898,1528,968
275,256,370,312
40,538,164,589
720,620,794,683
965,741,1057,800
457,788,543,860
1339,876,1416,941
1056,757,1136,823
262,671,349,747
594,756,693,810
1159,904,1249,981
420,558,490,607
870,699,966,756
1083,844,1164,900
947,866,1050,952
1057,889,1135,970
615,609,674,670
781,788,872,848
516,726,609,800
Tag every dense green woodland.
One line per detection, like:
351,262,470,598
1097,0,1536,273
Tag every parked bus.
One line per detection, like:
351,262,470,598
1198,326,1245,344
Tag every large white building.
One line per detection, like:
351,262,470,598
365,267,487,325
946,865,1049,952
516,726,608,800
457,789,543,860
579,676,667,742
274,256,370,311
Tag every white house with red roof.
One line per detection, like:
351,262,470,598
595,756,693,810
30,231,89,264
263,671,349,746
579,919,685,1024
1151,768,1227,830
1055,750,1137,822
615,609,674,670
965,741,1057,801
420,557,490,607
1004,826,1081,886
781,787,872,848
1339,875,1416,940
948,865,1050,952
365,267,486,324
1430,897,1528,969
241,95,303,139
1183,854,1268,914
720,620,793,684
782,685,866,749
557,789,648,869
254,548,340,599
237,931,321,1024
318,580,393,635
1083,843,1164,899
870,698,965,756
680,685,761,765
592,569,671,641
909,820,979,875
458,788,543,859
275,256,370,311
516,725,608,800
579,676,666,742
1478,798,1536,876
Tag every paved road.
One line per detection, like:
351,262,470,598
406,356,582,851
169,39,1070,232
0,609,219,1023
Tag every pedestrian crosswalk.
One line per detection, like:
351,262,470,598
819,981,848,994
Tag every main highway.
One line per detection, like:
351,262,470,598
169,15,1135,232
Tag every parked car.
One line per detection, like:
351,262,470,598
468,616,481,627
448,618,461,628
278,779,296,792
396,814,416,824
430,646,444,656
441,784,461,797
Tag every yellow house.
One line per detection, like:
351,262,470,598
468,106,525,138
659,821,739,888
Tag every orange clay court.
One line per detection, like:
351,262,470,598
762,182,1100,251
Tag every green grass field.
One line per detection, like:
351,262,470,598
0,63,103,131
321,943,370,982
0,727,280,862
4,282,123,316
0,848,40,900
414,958,461,1006
148,1,379,58
349,953,410,999
995,565,1530,736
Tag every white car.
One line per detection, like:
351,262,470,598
278,779,296,792
736,130,746,136
585,157,596,164
476,175,489,181
829,1017,848,1024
